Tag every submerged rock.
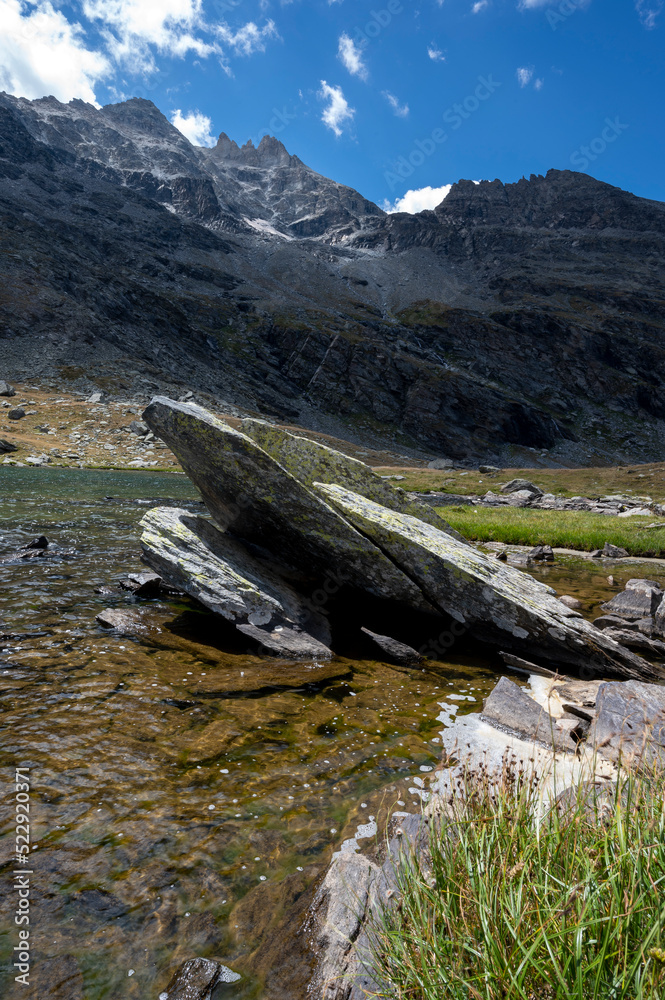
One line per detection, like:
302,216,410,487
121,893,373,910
142,398,432,613
315,484,662,681
241,418,464,540
140,507,332,657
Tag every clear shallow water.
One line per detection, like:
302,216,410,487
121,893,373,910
3,470,660,999
0,468,499,1000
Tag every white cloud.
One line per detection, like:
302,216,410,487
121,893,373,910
635,0,663,27
382,91,409,117
0,0,109,104
337,33,367,80
383,184,453,214
82,0,215,72
319,80,354,136
534,77,544,89
516,65,534,87
171,108,215,145
216,20,278,56
427,44,446,62
472,0,489,11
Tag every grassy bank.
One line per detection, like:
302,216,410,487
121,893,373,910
438,506,665,557
369,769,665,999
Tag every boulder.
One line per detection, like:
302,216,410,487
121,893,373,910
360,627,423,666
314,484,663,681
481,676,576,751
529,544,554,562
8,407,25,420
142,398,433,613
0,438,17,453
559,595,583,610
161,957,240,1000
602,542,629,559
140,507,332,657
479,465,501,474
428,458,454,469
240,418,463,539
500,478,543,497
601,581,663,619
0,381,16,397
656,600,665,636
589,680,665,767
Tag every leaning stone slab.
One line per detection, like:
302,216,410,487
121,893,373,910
240,418,464,540
481,676,575,752
140,507,332,657
315,484,662,681
589,680,665,768
142,398,432,613
360,627,423,666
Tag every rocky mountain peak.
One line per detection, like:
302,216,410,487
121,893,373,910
435,168,665,232
209,131,296,168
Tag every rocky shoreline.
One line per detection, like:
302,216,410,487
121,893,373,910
307,670,665,999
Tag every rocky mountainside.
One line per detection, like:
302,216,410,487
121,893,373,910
1,93,664,466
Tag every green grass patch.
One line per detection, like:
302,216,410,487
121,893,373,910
438,506,665,557
368,768,665,1000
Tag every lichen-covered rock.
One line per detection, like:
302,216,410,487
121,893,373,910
240,418,464,540
139,507,332,657
315,484,662,681
142,398,433,612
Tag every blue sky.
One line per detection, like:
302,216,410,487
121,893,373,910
1,0,663,210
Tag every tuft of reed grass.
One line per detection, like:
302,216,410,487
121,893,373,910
367,764,665,999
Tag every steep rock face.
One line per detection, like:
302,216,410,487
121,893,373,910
0,93,664,465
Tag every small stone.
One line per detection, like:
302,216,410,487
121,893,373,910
86,392,103,403
559,595,582,610
8,407,25,420
24,536,48,550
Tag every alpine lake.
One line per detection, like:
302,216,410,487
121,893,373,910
1,467,662,999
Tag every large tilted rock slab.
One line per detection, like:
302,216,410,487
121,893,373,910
139,507,332,658
315,484,662,681
142,398,433,612
241,418,465,540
